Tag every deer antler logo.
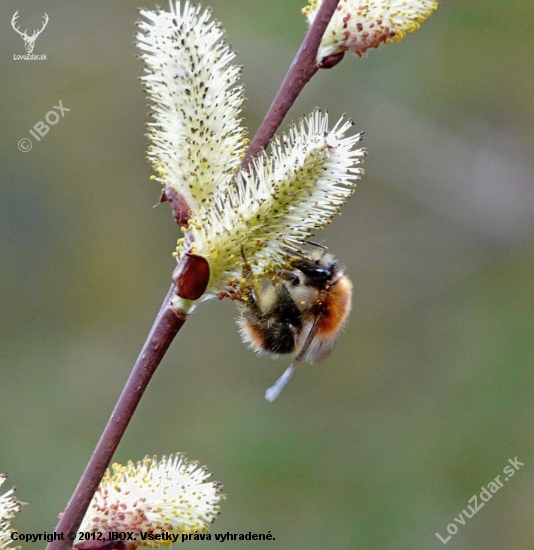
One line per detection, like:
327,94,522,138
12,11,49,54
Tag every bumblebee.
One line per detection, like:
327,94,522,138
237,248,352,401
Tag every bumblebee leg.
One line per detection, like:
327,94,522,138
265,315,322,401
239,246,265,315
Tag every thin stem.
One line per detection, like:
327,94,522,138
46,1,340,547
47,284,185,550
242,0,341,166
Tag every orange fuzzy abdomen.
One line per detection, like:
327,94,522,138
316,276,353,339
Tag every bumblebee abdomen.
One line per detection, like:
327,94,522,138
239,312,301,355
261,321,300,354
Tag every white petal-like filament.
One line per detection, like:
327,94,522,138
138,2,247,211
0,475,24,550
184,110,365,294
77,454,223,549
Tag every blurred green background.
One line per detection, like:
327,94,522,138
1,1,534,548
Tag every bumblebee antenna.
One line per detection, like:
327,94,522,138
305,240,328,250
265,317,322,402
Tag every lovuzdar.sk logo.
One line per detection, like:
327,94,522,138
12,11,48,59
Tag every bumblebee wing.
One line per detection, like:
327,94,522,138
265,315,322,402
303,334,337,364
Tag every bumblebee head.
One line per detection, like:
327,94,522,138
291,252,342,288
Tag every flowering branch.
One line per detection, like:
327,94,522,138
76,455,223,547
46,2,342,549
47,0,438,545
